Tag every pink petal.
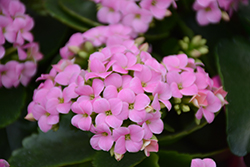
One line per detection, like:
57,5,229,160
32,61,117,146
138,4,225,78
113,127,130,141
46,115,59,125
134,94,150,110
203,109,215,123
38,115,52,132
180,84,198,96
148,119,164,134
170,82,182,98
181,72,196,87
106,115,123,128
93,79,104,97
104,73,122,88
93,98,110,113
129,109,146,123
129,124,144,141
117,88,135,103
109,98,122,115
57,102,71,114
71,114,82,128
75,85,93,96
114,136,126,154
191,158,205,167
78,116,92,131
103,85,118,99
125,140,143,152
46,99,59,115
90,135,101,150
99,135,114,151
203,158,216,167
129,77,144,94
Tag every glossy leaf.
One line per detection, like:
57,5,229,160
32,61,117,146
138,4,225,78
8,114,95,167
44,0,90,31
59,0,101,27
135,153,159,167
0,86,26,128
159,118,207,146
158,151,192,167
92,151,145,167
216,37,250,156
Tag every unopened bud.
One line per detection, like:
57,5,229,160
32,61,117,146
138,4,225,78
181,104,190,112
221,11,230,22
179,41,189,50
198,47,209,55
190,49,201,58
68,46,80,54
78,51,88,59
84,41,94,51
114,153,124,161
145,106,154,113
200,39,207,45
174,98,181,104
135,37,145,46
191,35,202,45
25,113,35,121
165,9,172,17
139,43,149,52
174,104,180,110
183,36,189,43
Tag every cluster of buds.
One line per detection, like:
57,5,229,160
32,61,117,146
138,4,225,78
193,0,248,26
93,0,176,35
26,23,227,160
179,35,208,58
0,0,43,88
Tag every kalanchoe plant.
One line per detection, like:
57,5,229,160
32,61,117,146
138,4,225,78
0,0,43,88
1,0,250,166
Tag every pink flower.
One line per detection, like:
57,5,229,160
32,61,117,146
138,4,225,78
191,158,216,167
162,54,192,72
152,81,172,111
90,123,114,151
71,99,93,131
113,124,144,154
122,3,153,33
191,91,222,123
0,159,10,167
46,87,72,114
83,26,108,47
140,0,173,19
130,65,161,94
141,138,159,157
167,71,198,98
54,64,81,85
141,111,164,139
19,61,37,86
93,98,123,128
12,15,34,45
193,0,222,26
97,0,121,24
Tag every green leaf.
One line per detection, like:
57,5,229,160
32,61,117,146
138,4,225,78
59,0,101,27
44,0,91,31
216,37,250,156
0,86,26,128
8,114,95,167
158,118,207,146
92,151,145,167
135,153,159,167
157,151,192,167
238,4,250,36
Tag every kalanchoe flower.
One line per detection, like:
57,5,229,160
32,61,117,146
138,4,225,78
191,158,216,167
193,0,222,26
0,159,10,167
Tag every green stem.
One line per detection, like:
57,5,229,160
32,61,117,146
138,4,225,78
4,47,17,57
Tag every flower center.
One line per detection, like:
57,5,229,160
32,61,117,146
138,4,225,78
105,110,112,116
58,97,64,103
151,0,157,6
102,132,108,136
135,14,141,19
125,134,131,140
129,103,134,110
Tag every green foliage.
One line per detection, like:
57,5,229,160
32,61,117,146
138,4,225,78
216,37,250,156
0,86,26,128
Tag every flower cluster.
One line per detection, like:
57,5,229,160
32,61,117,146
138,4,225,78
94,0,176,35
26,21,227,160
0,0,43,88
193,0,248,26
